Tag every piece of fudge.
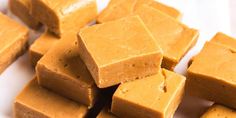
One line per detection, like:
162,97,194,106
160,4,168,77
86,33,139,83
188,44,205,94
201,104,236,118
31,0,97,37
97,0,181,23
14,78,89,118
78,16,163,88
29,31,59,66
134,5,198,70
9,0,41,29
111,69,186,118
36,31,99,107
210,32,236,51
97,105,117,118
187,34,236,109
0,13,29,74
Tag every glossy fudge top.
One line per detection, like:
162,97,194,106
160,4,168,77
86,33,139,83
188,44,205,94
0,13,28,52
39,0,95,17
188,42,236,85
79,16,162,67
15,78,88,118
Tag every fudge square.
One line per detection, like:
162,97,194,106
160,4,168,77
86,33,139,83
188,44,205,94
201,104,236,118
9,0,41,29
97,0,181,23
14,78,89,118
111,69,186,118
31,0,97,37
135,5,199,70
187,34,236,109
78,16,163,88
29,31,58,66
36,31,99,107
0,13,29,74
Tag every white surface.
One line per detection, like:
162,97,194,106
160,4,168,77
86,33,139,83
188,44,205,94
0,0,235,118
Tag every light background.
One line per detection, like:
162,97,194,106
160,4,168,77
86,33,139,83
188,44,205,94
0,0,235,118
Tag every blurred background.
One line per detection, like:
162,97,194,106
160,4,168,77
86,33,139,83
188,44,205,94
0,0,235,118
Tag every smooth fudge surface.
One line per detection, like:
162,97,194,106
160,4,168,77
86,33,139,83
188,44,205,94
135,5,198,70
201,104,236,118
36,31,99,107
31,0,97,36
0,13,29,74
97,105,117,118
9,0,41,29
97,0,181,23
111,69,186,118
29,31,58,66
14,78,88,118
210,32,236,51
78,16,163,88
187,40,236,108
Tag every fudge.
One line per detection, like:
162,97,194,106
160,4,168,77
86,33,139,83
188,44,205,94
36,31,99,107
14,78,89,118
9,0,41,29
187,35,236,109
97,105,117,118
78,16,163,88
31,0,97,37
29,31,58,66
201,104,236,118
0,13,29,74
135,5,198,70
210,32,236,51
97,0,181,23
111,69,186,118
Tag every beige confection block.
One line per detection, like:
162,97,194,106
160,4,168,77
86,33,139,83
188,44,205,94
97,0,181,23
9,0,41,29
187,35,236,109
111,69,186,118
31,0,97,37
201,104,236,118
0,13,29,74
135,5,198,70
97,105,117,118
14,78,89,118
36,31,99,107
29,31,59,66
210,32,236,51
78,16,163,88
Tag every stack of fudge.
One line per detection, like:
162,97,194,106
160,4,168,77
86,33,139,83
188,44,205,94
0,0,234,117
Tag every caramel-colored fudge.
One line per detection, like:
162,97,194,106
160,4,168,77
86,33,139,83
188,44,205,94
187,35,236,109
0,13,29,74
14,78,89,118
111,69,186,118
210,32,236,51
135,5,198,70
9,0,41,29
78,16,163,88
31,0,97,37
97,105,117,118
29,31,58,66
97,0,181,23
36,31,99,107
201,104,236,118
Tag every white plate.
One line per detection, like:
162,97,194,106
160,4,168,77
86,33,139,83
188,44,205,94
0,0,235,118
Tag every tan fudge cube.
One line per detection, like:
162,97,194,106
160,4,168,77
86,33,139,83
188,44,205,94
29,31,58,66
9,0,41,29
0,13,29,74
135,5,198,70
111,69,186,118
36,31,99,107
78,16,163,88
97,0,181,23
31,0,97,37
201,104,236,118
187,34,236,109
14,78,89,118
